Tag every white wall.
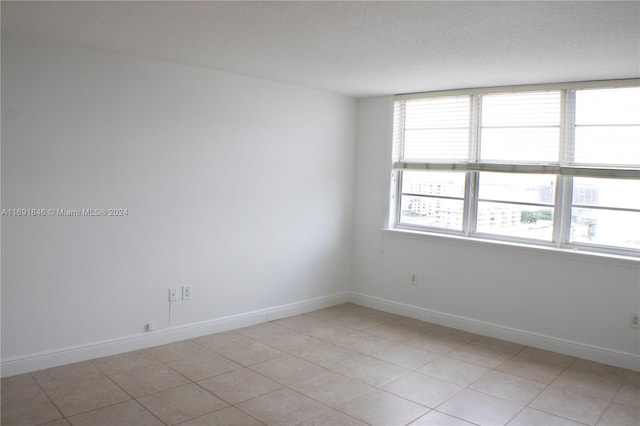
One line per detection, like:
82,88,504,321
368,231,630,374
353,96,640,369
1,36,355,370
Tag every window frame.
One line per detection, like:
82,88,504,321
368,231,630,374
389,79,640,258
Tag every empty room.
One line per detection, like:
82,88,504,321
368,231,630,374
1,1,639,425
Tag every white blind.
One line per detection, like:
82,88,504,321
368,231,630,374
573,87,640,167
393,81,640,178
480,91,560,163
397,96,470,162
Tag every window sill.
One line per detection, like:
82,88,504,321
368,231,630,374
381,227,640,266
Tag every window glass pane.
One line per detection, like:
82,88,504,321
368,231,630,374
399,196,463,231
479,173,556,204
401,171,465,198
482,91,561,126
574,126,640,166
573,177,640,210
477,202,554,241
404,129,469,160
576,87,640,125
480,128,559,162
570,208,640,249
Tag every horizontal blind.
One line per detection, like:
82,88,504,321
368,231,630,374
479,91,561,163
572,87,640,167
397,96,470,162
393,80,640,178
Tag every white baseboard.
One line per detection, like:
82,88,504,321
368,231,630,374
5,290,637,376
349,292,640,371
1,292,349,377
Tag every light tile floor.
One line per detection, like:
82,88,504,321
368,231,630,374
2,303,639,426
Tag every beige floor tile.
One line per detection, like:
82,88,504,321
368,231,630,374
138,383,227,425
296,409,369,426
359,308,401,322
552,369,623,401
469,370,546,404
507,407,587,426
363,323,422,343
371,343,440,369
332,354,409,386
364,320,432,342
273,315,353,341
67,400,163,426
235,388,329,425
1,374,42,402
382,371,463,408
305,307,350,322
569,359,632,382
177,406,263,426
497,355,566,384
530,386,610,425
33,361,103,390
194,330,252,350
448,342,513,368
614,382,640,408
406,333,468,354
294,341,359,368
418,356,490,386
250,354,327,385
164,347,241,381
328,312,393,331
40,419,71,426
239,323,324,352
198,367,281,404
410,410,476,425
332,329,395,354
471,336,526,355
518,347,576,367
91,350,160,376
596,403,639,426
339,389,429,426
0,392,63,426
194,330,234,344
429,326,480,343
627,371,640,386
145,340,205,363
109,363,190,398
197,332,286,366
389,317,440,333
437,389,523,425
46,376,130,417
290,371,373,408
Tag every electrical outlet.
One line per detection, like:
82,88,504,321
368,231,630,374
631,313,639,329
409,273,418,286
169,288,178,302
182,286,191,300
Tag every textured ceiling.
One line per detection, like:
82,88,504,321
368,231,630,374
2,1,639,97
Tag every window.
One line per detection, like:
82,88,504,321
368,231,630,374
391,80,640,256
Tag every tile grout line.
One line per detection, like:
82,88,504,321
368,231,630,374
28,371,66,425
